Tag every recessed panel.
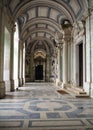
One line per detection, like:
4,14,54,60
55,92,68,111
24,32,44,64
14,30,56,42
32,33,36,38
47,25,55,32
50,9,59,21
46,33,51,39
38,32,44,37
28,8,36,19
69,0,80,15
38,7,48,17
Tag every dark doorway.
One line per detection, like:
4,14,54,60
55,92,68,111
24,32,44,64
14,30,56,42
79,43,83,87
35,65,43,80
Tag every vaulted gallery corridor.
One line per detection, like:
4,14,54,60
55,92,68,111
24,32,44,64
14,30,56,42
0,0,93,129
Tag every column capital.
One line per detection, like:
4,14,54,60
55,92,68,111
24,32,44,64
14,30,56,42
12,24,16,32
55,31,63,43
81,19,86,35
57,42,63,49
61,23,72,43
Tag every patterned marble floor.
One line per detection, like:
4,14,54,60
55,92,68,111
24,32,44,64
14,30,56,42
0,82,93,130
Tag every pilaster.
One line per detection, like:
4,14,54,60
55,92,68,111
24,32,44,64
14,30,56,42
18,40,23,86
62,42,68,84
18,41,25,86
43,62,45,81
55,31,63,86
0,5,5,98
61,23,72,87
21,43,23,85
46,54,50,81
10,24,16,91
30,52,34,81
0,81,5,98
22,43,25,85
56,43,63,86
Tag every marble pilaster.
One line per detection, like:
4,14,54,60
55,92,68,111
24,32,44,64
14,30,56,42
46,54,50,81
18,40,22,87
55,31,63,86
0,6,5,98
84,10,93,97
43,62,45,81
62,42,68,84
56,43,63,86
22,43,25,85
10,25,15,91
61,24,72,87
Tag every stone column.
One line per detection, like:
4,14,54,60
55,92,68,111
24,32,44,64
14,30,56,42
30,53,34,81
90,10,93,97
22,43,25,85
61,23,72,87
10,25,16,91
82,20,86,83
46,54,50,81
63,41,71,85
70,42,74,84
43,61,45,81
54,48,57,83
0,5,5,98
68,42,71,83
62,42,68,84
21,43,23,85
57,43,62,85
18,40,22,86
87,2,93,97
55,32,63,86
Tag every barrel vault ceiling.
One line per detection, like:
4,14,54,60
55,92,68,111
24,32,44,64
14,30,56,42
6,0,87,54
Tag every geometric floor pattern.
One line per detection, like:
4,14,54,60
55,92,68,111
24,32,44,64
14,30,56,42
0,82,93,130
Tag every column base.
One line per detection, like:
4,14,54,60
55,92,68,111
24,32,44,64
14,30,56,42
84,82,93,98
0,81,5,98
5,80,11,92
22,78,25,85
10,80,15,91
56,79,62,87
90,83,93,98
19,78,22,87
63,83,73,88
46,78,50,82
11,79,19,91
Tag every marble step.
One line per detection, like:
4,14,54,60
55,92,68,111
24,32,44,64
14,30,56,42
76,94,90,98
65,87,84,95
79,91,87,94
70,86,84,92
65,86,89,98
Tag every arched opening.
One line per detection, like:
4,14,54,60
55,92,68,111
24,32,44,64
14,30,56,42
34,51,46,81
35,64,43,80
25,39,52,83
